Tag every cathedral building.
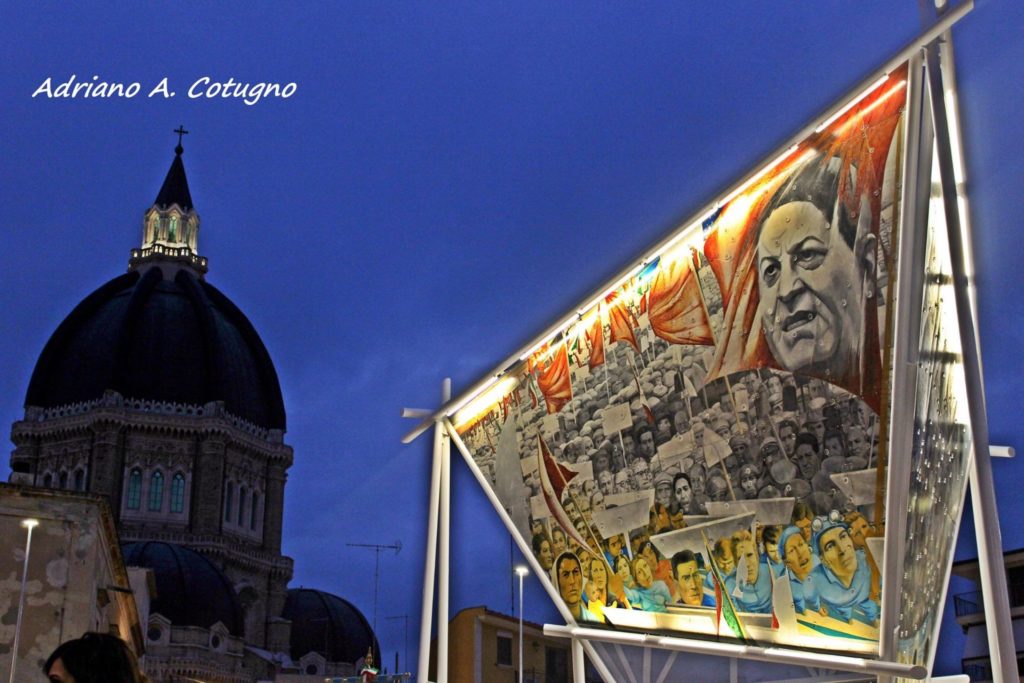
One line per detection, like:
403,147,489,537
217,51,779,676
7,139,377,682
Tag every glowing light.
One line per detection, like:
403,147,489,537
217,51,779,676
514,565,529,577
720,144,800,206
451,375,519,427
836,80,907,136
815,75,890,133
21,519,39,529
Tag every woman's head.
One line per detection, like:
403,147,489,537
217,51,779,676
45,633,144,683
588,556,608,589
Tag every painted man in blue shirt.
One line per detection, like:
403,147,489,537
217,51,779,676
809,520,879,625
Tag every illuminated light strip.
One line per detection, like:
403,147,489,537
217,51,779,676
544,625,929,679
719,144,800,207
450,375,520,427
814,74,891,133
836,80,907,136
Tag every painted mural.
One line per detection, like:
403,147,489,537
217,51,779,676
455,66,910,655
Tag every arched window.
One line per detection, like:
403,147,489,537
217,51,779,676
127,469,142,509
59,471,68,489
170,473,186,513
148,471,164,511
43,473,53,488
168,216,178,241
238,486,247,526
225,482,234,523
250,492,259,530
74,469,85,491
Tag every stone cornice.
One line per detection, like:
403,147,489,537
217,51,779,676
12,393,292,465
119,528,294,579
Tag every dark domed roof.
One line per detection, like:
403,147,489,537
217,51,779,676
122,541,244,635
283,588,379,665
26,266,285,430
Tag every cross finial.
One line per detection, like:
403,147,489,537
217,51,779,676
173,126,189,154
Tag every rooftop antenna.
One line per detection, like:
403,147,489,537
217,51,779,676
347,540,401,635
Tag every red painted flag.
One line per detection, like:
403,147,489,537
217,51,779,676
536,436,590,550
606,287,639,352
647,253,715,346
535,343,573,414
584,311,605,370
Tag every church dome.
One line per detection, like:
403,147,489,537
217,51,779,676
25,266,286,430
25,140,285,430
122,541,245,635
283,588,380,665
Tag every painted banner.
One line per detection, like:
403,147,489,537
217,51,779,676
454,66,914,656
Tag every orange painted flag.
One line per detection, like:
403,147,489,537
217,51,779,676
648,254,715,346
606,287,639,352
536,343,573,414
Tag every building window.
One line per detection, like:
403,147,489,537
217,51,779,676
225,482,234,523
250,492,260,530
496,633,513,667
127,469,142,509
148,471,164,511
43,473,53,488
74,469,85,491
59,471,68,489
238,486,247,526
170,473,186,513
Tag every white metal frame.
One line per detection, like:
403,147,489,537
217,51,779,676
408,3,1017,682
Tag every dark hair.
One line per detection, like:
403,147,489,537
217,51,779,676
795,432,819,453
554,550,581,577
532,533,550,554
44,633,144,683
671,549,699,575
762,525,781,545
791,501,814,524
759,154,858,250
672,472,691,492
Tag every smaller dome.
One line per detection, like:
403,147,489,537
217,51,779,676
283,588,379,665
122,542,244,635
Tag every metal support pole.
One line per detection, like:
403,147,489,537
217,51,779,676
437,378,452,683
517,567,526,683
10,519,39,683
571,637,586,683
923,31,1017,683
416,380,450,683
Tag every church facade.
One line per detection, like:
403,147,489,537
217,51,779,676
8,139,376,682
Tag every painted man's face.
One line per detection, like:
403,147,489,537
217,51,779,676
819,527,858,580
674,477,692,509
757,201,871,378
783,533,813,580
675,560,703,606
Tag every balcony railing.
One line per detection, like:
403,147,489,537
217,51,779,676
952,581,1024,618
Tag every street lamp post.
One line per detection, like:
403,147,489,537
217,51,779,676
515,565,528,683
9,519,39,683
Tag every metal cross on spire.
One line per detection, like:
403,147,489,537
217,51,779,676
173,126,189,154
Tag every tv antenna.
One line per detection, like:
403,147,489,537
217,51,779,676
347,540,401,634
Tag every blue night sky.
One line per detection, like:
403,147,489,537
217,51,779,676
2,1,1022,677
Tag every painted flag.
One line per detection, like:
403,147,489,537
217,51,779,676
647,251,715,346
606,287,640,352
536,436,591,550
584,310,605,370
536,343,573,414
703,534,747,641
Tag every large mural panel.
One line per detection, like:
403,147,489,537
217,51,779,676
454,66,909,656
